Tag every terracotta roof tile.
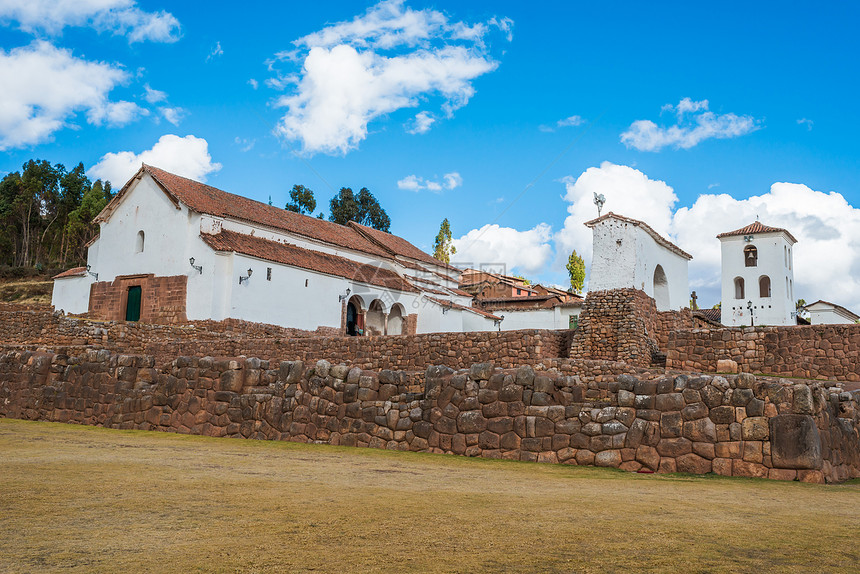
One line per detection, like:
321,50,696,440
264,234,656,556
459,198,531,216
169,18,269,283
200,230,418,293
349,221,455,271
693,308,723,324
52,267,87,279
584,212,693,260
101,165,396,260
426,296,501,321
717,221,798,243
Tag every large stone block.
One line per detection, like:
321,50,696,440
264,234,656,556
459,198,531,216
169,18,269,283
769,414,822,469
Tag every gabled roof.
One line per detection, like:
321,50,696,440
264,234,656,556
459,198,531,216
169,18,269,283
53,267,87,279
717,221,798,244
348,221,454,271
803,300,860,321
97,164,400,260
584,212,693,260
200,229,418,293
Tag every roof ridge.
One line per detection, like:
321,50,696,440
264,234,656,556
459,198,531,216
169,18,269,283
584,212,693,260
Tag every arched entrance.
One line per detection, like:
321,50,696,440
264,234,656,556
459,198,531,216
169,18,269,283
653,265,670,311
366,299,386,336
387,303,405,335
346,295,365,336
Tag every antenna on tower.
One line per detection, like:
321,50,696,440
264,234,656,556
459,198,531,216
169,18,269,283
593,192,606,217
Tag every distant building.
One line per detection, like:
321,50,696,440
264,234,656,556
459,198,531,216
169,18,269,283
803,300,859,325
458,268,539,298
585,212,692,311
718,222,797,326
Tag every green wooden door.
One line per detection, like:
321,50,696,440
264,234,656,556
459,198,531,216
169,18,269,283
125,286,141,322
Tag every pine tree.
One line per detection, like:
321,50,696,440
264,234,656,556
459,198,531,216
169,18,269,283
566,250,586,293
433,218,456,263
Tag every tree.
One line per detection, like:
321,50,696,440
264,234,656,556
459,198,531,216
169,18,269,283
566,250,585,293
328,187,390,232
513,275,531,286
285,184,316,215
796,298,807,310
433,218,456,263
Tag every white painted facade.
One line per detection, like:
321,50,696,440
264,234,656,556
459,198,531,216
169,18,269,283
804,301,859,325
493,305,581,331
586,214,691,311
51,167,499,335
719,229,796,326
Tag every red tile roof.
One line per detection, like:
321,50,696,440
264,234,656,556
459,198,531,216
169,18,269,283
98,165,396,260
717,222,798,243
426,297,502,321
584,212,693,260
52,267,87,279
200,230,418,293
349,221,454,271
693,308,723,325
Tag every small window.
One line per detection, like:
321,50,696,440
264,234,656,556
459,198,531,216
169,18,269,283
569,315,579,329
136,230,145,253
267,267,272,281
744,245,757,267
734,277,745,299
784,246,788,267
759,276,771,298
516,288,521,295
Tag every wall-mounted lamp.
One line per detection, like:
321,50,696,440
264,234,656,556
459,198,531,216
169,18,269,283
86,264,98,281
189,257,203,274
239,268,253,285
494,314,505,331
338,287,351,302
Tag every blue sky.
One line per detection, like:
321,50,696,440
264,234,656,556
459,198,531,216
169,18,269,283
2,1,859,310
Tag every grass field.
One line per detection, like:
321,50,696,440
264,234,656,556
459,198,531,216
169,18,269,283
1,419,858,573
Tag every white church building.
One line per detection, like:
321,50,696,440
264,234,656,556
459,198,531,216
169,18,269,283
585,212,692,311
51,165,501,335
717,221,797,326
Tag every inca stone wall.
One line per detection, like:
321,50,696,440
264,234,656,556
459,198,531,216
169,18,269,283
0,307,568,371
2,348,857,483
666,325,860,382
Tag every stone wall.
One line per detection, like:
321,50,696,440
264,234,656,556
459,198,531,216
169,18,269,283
88,274,187,323
1,348,857,483
667,325,860,382
0,307,568,371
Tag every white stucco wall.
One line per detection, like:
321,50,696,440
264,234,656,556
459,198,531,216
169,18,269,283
494,305,581,331
720,233,795,326
806,306,857,325
51,275,92,314
588,217,690,311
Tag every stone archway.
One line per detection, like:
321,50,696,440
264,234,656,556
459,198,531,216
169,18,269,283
653,265,670,311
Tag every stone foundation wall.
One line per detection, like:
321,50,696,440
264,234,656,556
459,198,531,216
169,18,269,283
0,307,568,371
88,274,188,323
2,348,857,483
667,325,860,382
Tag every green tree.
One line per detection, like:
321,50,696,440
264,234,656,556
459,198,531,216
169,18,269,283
433,218,456,263
513,275,531,286
328,187,390,232
796,298,807,310
64,179,110,264
285,184,316,215
566,250,586,293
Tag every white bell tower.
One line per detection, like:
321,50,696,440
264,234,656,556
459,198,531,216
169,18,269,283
718,222,797,326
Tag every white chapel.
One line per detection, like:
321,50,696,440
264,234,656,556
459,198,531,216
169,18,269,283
718,221,797,326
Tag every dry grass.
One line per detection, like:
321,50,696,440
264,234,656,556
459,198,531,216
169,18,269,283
1,419,857,573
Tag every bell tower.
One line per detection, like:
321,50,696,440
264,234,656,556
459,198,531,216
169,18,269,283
717,222,797,326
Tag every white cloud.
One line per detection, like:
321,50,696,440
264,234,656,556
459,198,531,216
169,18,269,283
797,118,814,131
234,136,255,152
248,78,259,90
143,84,167,104
539,114,584,132
443,172,462,189
160,106,185,125
87,99,147,127
0,0,180,43
271,0,510,155
452,223,553,276
397,171,460,192
89,134,222,186
207,41,223,61
406,110,434,134
553,161,860,311
621,98,760,151
0,41,135,150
